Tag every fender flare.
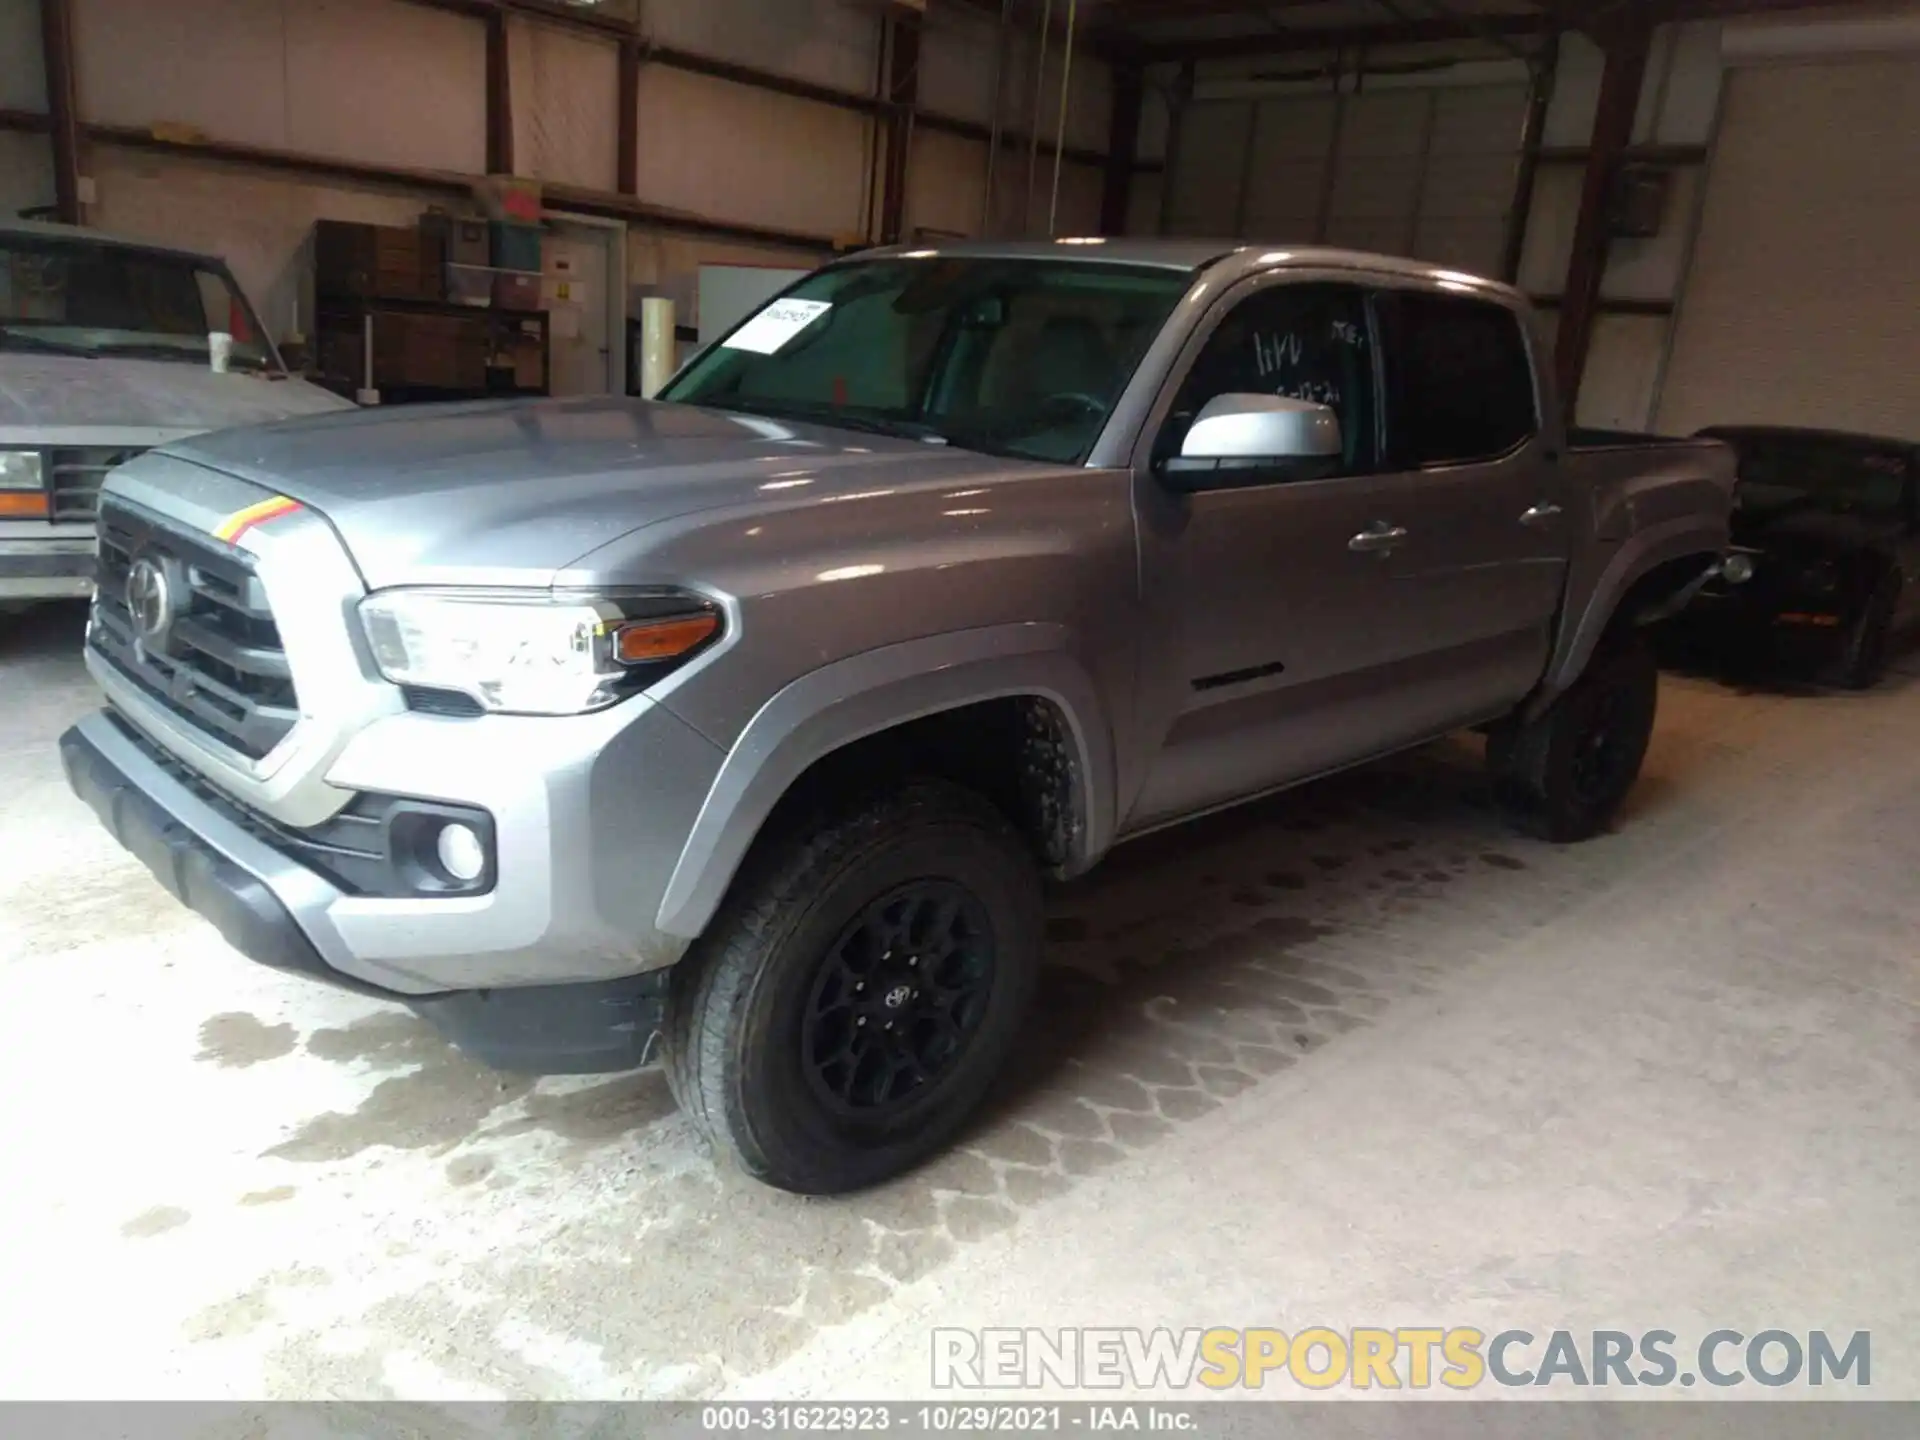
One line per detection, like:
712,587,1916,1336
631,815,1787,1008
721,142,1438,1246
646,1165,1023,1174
1533,515,1722,714
654,623,1117,941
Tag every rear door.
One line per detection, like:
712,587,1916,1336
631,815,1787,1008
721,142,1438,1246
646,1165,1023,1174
1373,287,1565,722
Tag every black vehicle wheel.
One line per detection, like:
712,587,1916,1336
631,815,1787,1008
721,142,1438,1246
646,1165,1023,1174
663,780,1042,1195
1834,571,1900,691
1488,634,1659,844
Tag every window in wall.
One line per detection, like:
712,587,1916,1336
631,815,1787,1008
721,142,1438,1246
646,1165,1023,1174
1376,291,1537,467
1156,282,1379,478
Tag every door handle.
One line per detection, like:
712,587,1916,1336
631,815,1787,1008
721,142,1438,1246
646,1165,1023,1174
1520,502,1563,527
1348,523,1409,554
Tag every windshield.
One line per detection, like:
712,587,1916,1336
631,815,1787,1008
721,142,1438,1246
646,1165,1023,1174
662,256,1194,464
1718,433,1911,520
0,234,282,375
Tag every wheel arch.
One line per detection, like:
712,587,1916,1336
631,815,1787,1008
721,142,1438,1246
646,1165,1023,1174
1531,518,1722,720
655,624,1116,941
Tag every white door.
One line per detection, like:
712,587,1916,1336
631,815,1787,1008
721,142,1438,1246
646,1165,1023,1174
542,220,620,397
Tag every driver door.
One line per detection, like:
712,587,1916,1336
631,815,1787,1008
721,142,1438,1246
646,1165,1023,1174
1126,279,1431,831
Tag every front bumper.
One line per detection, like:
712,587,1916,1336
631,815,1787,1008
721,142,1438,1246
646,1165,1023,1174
0,536,95,600
58,710,714,1073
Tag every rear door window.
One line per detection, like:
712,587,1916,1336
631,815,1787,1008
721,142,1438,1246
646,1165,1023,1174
1376,291,1538,468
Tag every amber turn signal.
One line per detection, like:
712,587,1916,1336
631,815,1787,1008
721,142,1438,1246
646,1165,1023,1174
611,611,721,665
0,492,49,518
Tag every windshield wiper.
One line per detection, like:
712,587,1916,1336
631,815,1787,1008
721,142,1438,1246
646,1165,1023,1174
0,326,97,359
707,398,950,445
91,341,271,372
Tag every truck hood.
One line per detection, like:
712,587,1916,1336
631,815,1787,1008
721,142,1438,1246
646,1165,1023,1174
160,396,1042,589
0,353,351,442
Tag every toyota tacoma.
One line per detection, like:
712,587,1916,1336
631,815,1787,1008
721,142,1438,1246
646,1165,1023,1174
59,241,1733,1193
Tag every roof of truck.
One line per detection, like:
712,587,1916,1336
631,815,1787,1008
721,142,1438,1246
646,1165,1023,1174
854,237,1524,301
0,216,224,266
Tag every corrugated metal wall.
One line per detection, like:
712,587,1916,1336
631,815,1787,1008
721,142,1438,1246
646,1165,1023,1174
1656,55,1920,437
1153,66,1528,281
0,0,1116,342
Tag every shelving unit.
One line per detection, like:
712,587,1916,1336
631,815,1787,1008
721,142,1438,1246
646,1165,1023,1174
313,294,550,403
309,217,551,404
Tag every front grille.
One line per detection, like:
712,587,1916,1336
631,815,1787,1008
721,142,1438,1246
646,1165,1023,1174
106,710,391,896
50,447,148,523
90,498,299,760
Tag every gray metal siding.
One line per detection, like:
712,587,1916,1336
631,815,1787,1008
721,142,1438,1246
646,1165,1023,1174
1657,57,1920,437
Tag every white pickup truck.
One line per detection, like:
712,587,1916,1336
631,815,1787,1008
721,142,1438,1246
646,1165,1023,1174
1,219,349,611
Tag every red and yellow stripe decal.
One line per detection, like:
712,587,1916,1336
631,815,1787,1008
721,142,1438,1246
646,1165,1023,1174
214,494,303,544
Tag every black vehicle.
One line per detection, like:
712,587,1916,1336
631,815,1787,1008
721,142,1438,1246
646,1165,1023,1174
1682,426,1920,688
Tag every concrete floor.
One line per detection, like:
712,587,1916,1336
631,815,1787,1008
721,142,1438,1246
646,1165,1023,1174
2,600,1916,1402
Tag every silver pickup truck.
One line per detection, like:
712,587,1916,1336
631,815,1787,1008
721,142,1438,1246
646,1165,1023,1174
58,241,1733,1192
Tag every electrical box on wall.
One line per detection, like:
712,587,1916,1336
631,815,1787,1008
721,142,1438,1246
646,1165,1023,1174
1608,164,1671,239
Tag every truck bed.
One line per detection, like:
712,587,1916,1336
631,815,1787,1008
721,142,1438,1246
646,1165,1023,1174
1568,427,1714,451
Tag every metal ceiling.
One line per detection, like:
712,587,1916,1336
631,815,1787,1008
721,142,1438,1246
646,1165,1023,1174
958,0,1879,64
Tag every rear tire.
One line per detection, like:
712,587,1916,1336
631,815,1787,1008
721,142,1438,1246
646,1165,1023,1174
663,780,1042,1195
1834,571,1899,691
1489,634,1659,843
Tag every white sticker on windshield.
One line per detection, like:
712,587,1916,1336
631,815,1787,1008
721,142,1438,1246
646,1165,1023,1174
723,298,831,355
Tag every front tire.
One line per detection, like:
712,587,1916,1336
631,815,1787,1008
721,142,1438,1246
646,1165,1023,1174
1489,635,1659,843
1834,571,1899,690
663,781,1042,1195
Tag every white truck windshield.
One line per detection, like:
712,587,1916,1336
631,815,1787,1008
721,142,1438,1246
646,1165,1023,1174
0,234,282,375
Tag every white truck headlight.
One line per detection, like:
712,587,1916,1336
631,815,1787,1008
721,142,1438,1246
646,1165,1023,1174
358,589,721,716
0,450,44,491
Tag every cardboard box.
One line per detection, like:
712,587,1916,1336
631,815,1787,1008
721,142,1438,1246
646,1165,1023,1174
316,220,442,300
492,271,542,312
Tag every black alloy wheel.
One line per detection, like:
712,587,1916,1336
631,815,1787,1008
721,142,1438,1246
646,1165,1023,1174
801,881,996,1118
1567,682,1635,809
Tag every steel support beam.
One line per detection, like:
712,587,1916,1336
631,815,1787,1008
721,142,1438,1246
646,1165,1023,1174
1500,28,1559,283
617,36,640,196
484,7,513,175
1554,15,1652,408
1139,12,1543,63
40,0,83,224
879,9,922,245
1100,63,1145,235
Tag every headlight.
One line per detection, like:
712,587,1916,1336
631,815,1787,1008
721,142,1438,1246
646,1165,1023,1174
1720,553,1756,585
357,589,722,715
0,450,44,491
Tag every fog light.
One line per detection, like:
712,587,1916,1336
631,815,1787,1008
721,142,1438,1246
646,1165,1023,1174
1721,553,1755,585
435,822,487,883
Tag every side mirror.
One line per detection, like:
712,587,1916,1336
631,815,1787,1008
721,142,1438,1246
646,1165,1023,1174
1161,393,1342,491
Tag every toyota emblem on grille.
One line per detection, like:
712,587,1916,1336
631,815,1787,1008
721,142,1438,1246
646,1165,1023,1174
125,556,175,645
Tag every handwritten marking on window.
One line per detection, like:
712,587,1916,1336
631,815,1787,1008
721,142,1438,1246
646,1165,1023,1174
1253,331,1303,376
1277,381,1342,407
